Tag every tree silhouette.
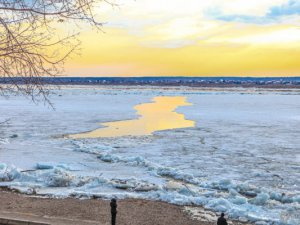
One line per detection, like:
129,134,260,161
0,0,110,103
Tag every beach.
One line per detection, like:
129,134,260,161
0,189,251,225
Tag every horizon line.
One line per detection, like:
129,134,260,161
50,76,300,79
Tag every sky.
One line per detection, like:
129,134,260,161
65,0,300,77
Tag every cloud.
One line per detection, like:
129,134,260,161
205,27,300,47
63,0,300,76
89,0,300,51
206,8,268,23
209,0,300,24
268,0,300,17
142,39,196,49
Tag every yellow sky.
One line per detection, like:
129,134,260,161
65,0,300,77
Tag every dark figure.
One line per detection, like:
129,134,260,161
217,213,228,225
110,198,117,225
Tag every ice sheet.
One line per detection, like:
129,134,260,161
0,86,299,224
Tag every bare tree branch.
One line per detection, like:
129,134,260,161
0,0,112,103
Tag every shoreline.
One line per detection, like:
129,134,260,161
0,189,250,225
1,76,299,89
35,83,300,89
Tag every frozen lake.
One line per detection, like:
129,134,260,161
0,86,299,224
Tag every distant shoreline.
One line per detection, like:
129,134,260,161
58,83,300,89
1,76,300,89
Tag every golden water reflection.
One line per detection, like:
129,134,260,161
70,96,195,138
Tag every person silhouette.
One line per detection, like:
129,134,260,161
217,213,228,225
110,198,117,225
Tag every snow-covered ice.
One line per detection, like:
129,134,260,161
0,86,299,224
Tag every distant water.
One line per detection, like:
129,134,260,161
69,96,195,138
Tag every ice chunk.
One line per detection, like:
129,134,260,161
36,162,79,171
98,153,121,163
0,163,6,170
0,138,9,144
206,198,232,212
156,167,196,184
0,165,20,182
255,221,268,225
36,162,54,170
218,179,232,189
109,178,159,192
269,192,282,201
134,183,159,192
165,181,186,191
46,169,74,187
110,178,136,189
229,188,239,196
232,196,247,205
292,195,300,203
250,193,270,205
